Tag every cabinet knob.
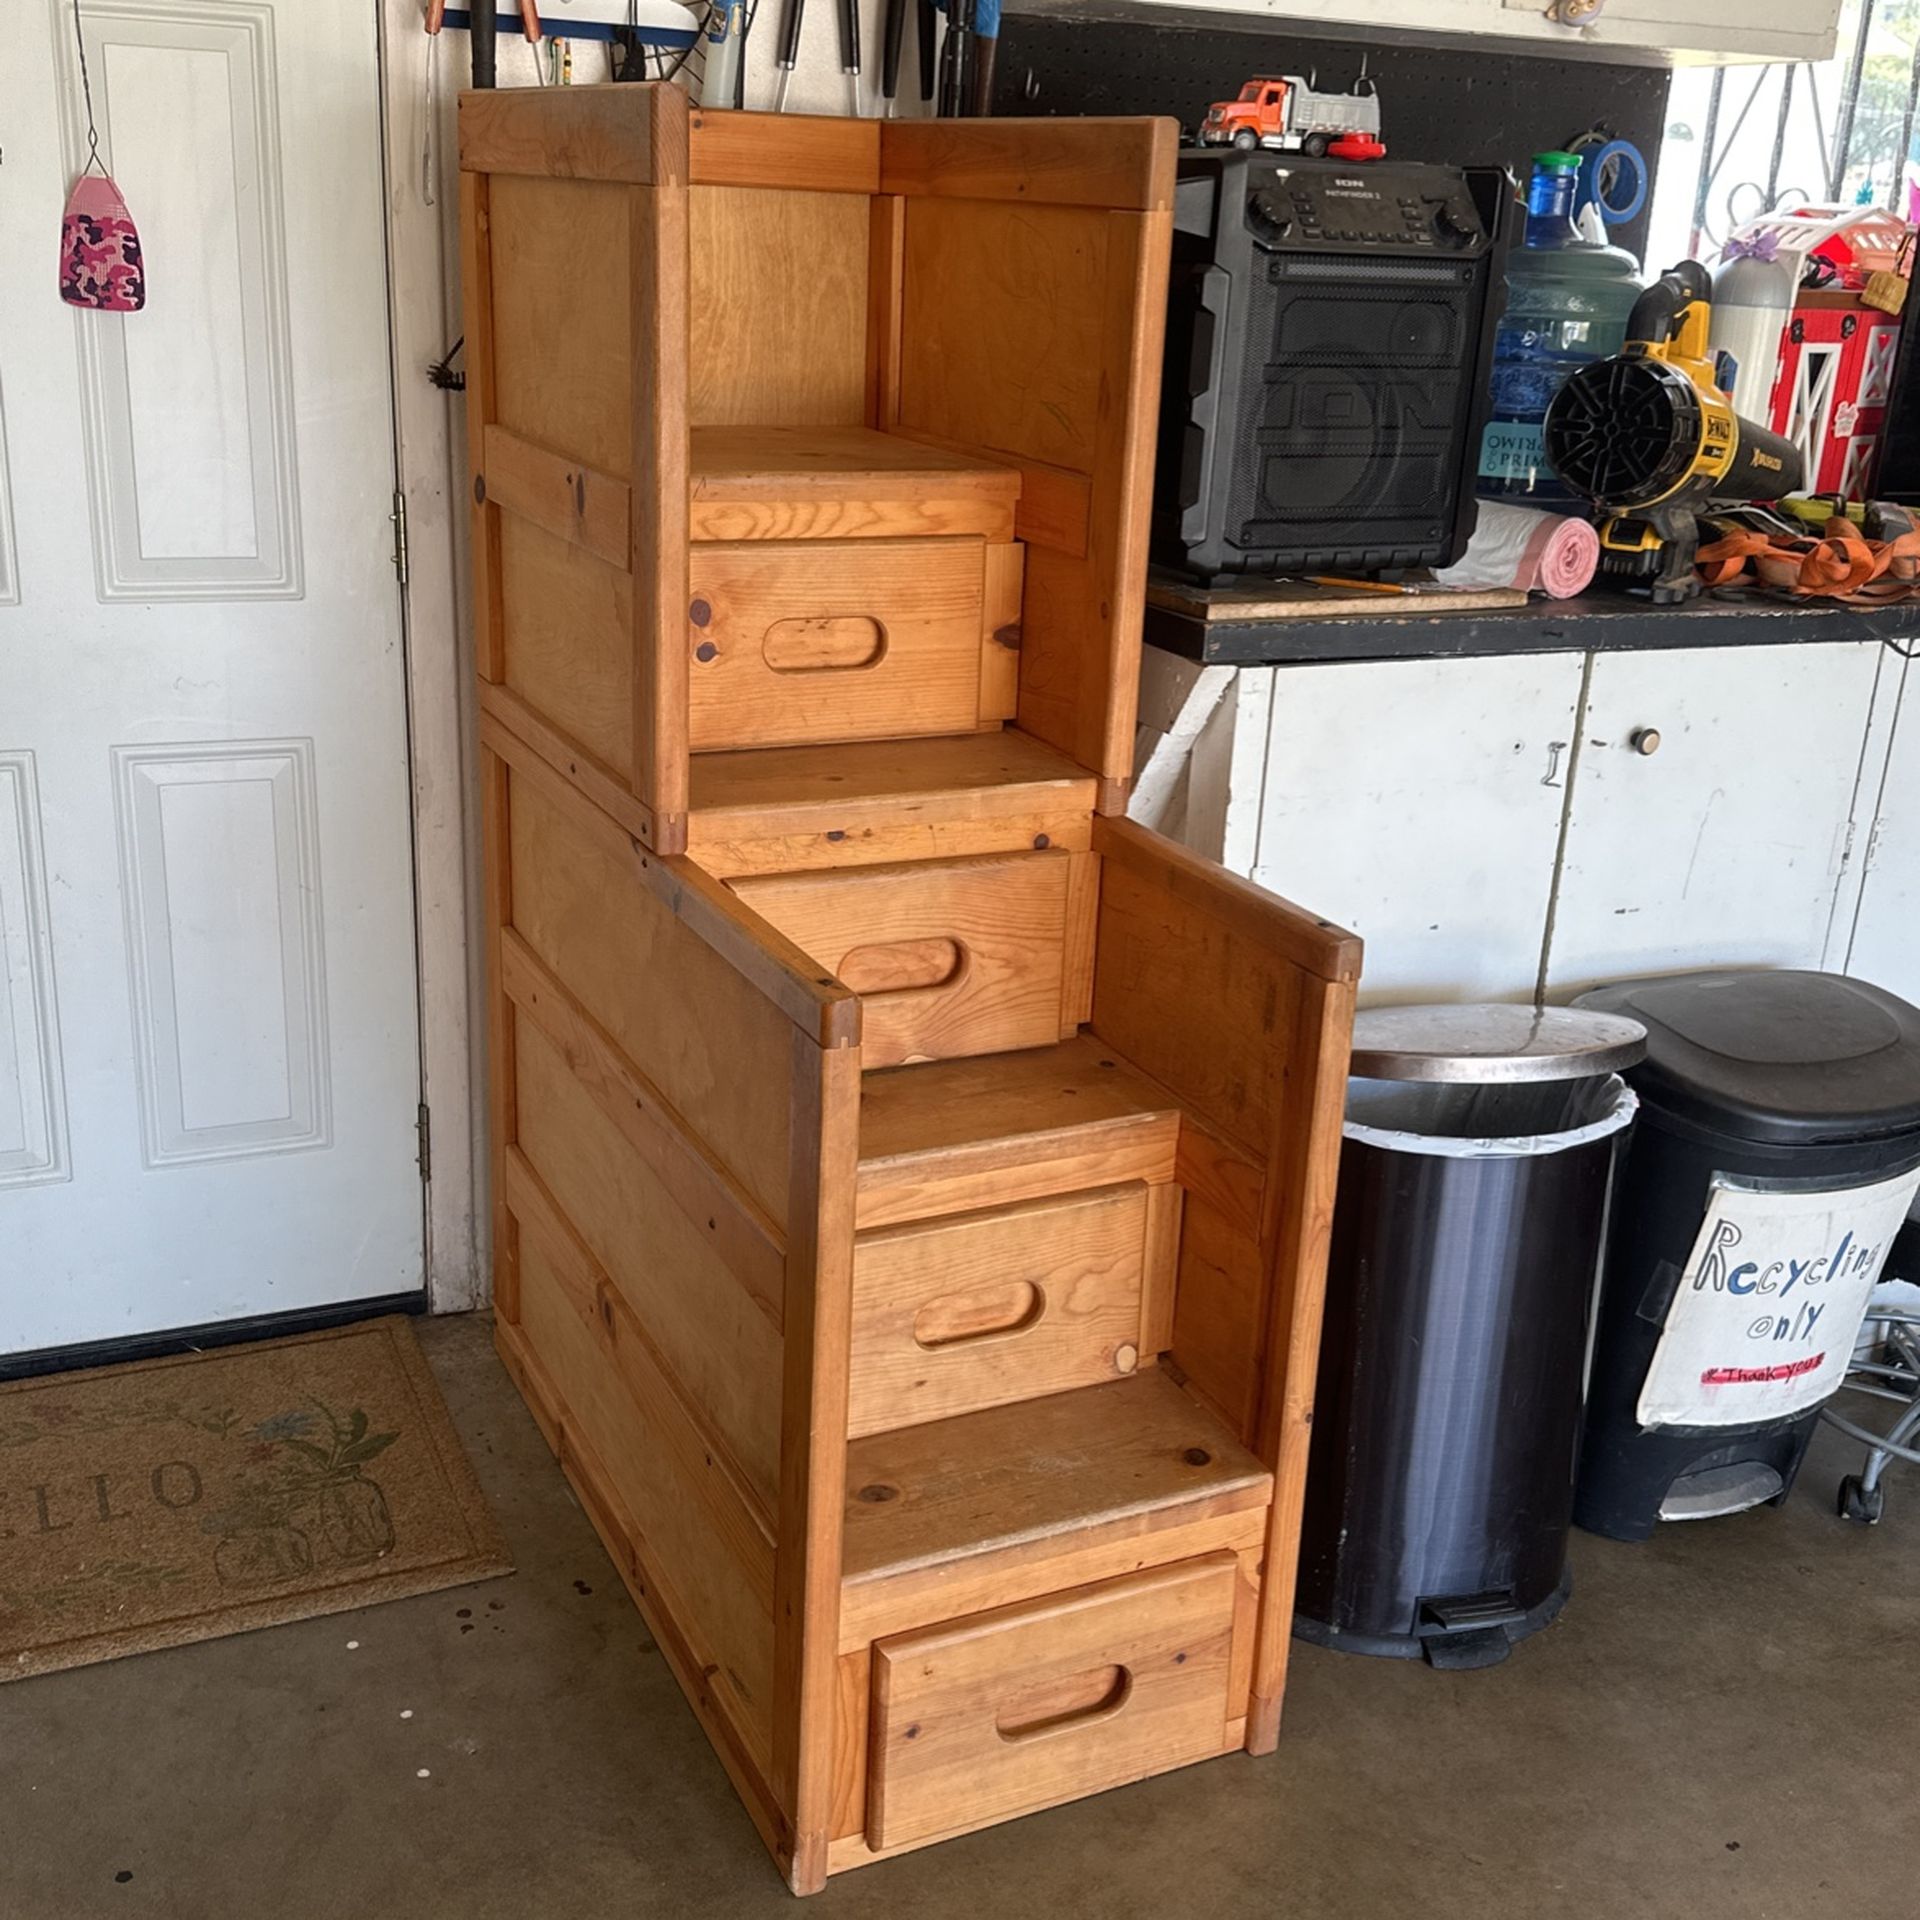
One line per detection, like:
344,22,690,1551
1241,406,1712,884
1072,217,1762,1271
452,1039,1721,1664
1630,727,1662,756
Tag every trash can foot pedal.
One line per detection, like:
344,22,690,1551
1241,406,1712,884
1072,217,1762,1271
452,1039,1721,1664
1658,1461,1784,1522
1422,1627,1512,1671
1417,1592,1524,1670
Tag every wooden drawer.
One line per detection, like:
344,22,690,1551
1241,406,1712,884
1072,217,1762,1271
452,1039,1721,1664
688,536,1020,752
848,1185,1148,1438
730,850,1094,1068
867,1556,1239,1852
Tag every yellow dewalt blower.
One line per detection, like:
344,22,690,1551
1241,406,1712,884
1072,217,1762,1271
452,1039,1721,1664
1544,259,1804,603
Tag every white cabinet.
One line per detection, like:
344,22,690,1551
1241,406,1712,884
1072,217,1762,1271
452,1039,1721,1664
1136,638,1893,1013
1843,656,1920,1008
1117,0,1840,66
1133,649,1586,1003
1542,643,1884,996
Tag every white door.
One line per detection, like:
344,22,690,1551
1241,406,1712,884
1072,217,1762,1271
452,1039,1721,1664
1544,643,1883,999
1847,656,1920,1007
1246,656,1587,1005
0,0,424,1355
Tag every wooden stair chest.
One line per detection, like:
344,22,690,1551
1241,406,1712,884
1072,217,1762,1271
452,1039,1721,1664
459,85,1360,1894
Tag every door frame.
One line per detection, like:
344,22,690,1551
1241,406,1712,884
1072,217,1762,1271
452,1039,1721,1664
380,0,484,1313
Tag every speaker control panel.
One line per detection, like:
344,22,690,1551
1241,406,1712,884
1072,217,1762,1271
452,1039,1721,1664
1238,159,1494,257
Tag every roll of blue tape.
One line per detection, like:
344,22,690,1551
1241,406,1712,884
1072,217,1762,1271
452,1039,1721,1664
1577,138,1648,226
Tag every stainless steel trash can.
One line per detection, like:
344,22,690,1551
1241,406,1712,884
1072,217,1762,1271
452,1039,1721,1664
1294,1004,1645,1669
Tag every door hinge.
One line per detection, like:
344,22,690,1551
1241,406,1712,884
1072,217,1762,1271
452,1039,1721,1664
416,1101,432,1182
390,488,410,587
1865,816,1887,874
1838,818,1858,876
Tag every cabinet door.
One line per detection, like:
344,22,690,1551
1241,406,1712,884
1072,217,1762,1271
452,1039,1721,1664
1545,643,1881,997
1125,0,1838,64
1846,657,1920,1008
1247,656,1586,1004
1496,0,1838,62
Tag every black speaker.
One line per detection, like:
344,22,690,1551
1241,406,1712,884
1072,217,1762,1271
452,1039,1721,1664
1153,152,1512,581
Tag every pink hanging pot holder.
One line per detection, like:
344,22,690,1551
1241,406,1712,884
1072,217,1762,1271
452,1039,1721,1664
60,172,145,312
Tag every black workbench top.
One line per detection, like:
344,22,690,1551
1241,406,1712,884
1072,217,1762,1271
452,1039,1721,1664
1143,589,1920,668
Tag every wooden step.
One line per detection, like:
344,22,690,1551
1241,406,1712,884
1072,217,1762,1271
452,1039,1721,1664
685,730,1098,878
689,426,1021,542
857,1034,1180,1230
839,1368,1271,1654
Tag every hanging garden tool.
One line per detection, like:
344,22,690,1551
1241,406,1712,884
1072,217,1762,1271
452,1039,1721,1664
59,0,144,310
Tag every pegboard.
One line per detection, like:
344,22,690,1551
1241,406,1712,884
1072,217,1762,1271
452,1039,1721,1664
989,11,1670,265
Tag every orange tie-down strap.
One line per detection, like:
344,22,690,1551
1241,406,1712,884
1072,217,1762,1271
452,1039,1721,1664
1695,518,1920,604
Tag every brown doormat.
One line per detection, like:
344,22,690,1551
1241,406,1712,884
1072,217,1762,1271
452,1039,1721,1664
0,1316,511,1683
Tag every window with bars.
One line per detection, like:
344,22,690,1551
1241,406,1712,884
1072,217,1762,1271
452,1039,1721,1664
1647,0,1920,269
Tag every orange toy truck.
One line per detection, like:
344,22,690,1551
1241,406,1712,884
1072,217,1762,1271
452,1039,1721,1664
1198,75,1385,159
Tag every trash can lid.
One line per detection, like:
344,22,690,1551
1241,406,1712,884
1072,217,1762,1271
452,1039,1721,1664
1349,1003,1648,1084
1574,969,1920,1146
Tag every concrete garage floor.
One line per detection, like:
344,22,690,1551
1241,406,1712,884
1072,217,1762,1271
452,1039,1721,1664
4,1311,1916,1920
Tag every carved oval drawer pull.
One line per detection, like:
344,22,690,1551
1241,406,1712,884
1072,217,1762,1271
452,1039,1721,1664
761,614,887,672
995,1665,1133,1742
837,935,963,995
913,1278,1045,1350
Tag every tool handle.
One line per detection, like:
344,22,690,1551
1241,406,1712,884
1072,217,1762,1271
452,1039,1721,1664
425,0,446,31
968,31,995,114
838,0,860,73
937,0,973,115
881,0,906,100
916,0,935,99
520,0,541,40
775,0,806,69
471,0,497,83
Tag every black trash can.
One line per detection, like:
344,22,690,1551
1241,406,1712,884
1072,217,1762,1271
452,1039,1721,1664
1573,969,1920,1541
1295,1005,1644,1670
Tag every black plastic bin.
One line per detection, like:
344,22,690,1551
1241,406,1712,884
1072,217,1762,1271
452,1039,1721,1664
1572,969,1920,1540
1294,1005,1644,1670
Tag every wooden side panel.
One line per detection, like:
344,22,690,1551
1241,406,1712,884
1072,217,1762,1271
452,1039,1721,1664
484,425,631,571
1087,818,1358,1758
979,539,1024,723
513,1210,778,1746
772,1033,862,1894
494,1315,789,1865
1089,820,1359,1157
461,169,505,687
689,186,871,429
481,750,517,1323
498,513,634,782
689,107,882,194
481,721,862,1893
513,1013,783,1507
898,199,1107,473
1246,966,1356,1754
1167,1194,1266,1438
506,759,795,1221
461,81,685,185
488,173,634,479
894,191,1173,799
464,88,691,852
633,157,692,847
879,116,1178,212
